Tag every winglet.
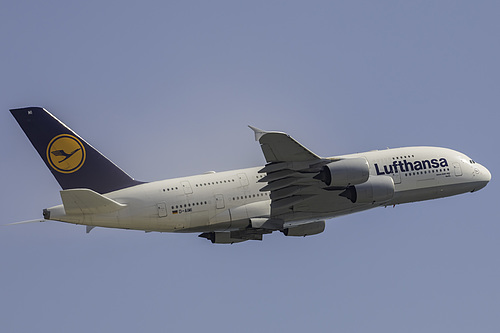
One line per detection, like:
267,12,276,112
249,126,322,163
248,125,268,141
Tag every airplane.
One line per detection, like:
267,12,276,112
10,107,491,244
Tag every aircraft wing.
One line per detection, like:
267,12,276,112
248,126,321,163
249,126,335,221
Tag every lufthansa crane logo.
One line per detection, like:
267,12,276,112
46,134,86,174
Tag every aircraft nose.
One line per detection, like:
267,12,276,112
473,164,491,191
482,165,492,183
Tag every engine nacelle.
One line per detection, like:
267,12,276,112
316,158,370,187
283,221,325,237
340,176,394,204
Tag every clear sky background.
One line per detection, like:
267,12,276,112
1,1,499,332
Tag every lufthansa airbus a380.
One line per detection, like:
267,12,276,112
10,107,491,244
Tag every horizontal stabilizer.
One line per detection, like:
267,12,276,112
60,189,126,215
4,219,45,226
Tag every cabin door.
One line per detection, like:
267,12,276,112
215,194,225,209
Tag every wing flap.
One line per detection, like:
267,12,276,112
271,195,315,212
259,169,309,183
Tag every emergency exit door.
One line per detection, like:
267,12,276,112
157,202,167,217
453,162,462,176
215,194,225,209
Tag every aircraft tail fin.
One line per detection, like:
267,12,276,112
10,107,144,194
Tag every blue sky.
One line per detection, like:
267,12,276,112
1,1,499,332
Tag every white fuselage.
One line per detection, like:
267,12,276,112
46,146,491,233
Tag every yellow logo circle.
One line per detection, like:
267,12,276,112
46,134,86,174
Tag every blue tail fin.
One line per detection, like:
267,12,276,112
11,107,144,194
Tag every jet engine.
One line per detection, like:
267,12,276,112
339,176,394,204
282,221,325,237
315,158,370,187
